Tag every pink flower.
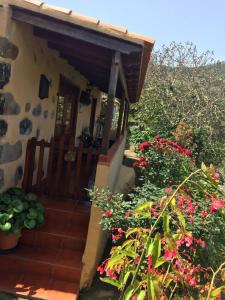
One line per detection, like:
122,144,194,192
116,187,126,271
178,196,185,208
213,172,220,181
184,235,193,247
105,210,113,217
117,228,123,233
165,187,172,194
210,199,225,213
112,233,122,240
201,211,209,218
164,249,177,261
189,278,197,287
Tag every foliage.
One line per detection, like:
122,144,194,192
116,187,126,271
96,166,225,299
0,187,45,234
131,42,225,166
135,136,194,188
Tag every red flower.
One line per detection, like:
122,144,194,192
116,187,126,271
139,142,151,151
165,187,172,194
105,210,113,217
184,149,191,156
164,249,177,261
97,265,104,274
117,228,123,233
147,255,152,273
210,199,225,213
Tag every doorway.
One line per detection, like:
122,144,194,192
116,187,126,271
54,75,80,140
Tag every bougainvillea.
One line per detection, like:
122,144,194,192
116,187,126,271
95,165,225,299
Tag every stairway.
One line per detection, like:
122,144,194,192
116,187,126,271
0,198,91,300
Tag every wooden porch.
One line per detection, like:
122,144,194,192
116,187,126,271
0,2,154,299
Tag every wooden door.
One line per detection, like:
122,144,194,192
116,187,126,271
54,76,80,140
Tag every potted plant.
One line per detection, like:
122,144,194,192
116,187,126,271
0,187,44,252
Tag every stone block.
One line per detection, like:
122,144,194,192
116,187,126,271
0,141,22,164
0,92,20,115
0,63,11,89
20,118,32,135
0,37,19,60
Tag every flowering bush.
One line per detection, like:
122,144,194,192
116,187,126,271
96,166,225,299
135,136,194,188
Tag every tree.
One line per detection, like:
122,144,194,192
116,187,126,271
131,42,225,166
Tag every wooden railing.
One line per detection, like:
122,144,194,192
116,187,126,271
22,136,100,200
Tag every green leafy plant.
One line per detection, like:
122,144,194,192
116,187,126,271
0,187,45,234
96,166,225,299
134,136,194,187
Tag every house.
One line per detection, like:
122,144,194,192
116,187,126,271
0,0,155,299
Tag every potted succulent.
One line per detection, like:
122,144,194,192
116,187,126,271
0,187,44,252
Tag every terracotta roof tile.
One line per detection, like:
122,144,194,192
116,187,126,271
7,0,155,46
99,21,128,34
70,12,100,26
23,0,44,7
42,3,72,15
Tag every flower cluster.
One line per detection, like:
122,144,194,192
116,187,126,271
138,136,191,157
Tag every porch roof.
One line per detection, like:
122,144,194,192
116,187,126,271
5,0,155,102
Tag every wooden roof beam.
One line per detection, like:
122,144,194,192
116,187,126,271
12,7,143,55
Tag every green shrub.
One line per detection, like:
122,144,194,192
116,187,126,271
0,187,44,234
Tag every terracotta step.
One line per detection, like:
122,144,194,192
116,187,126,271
21,228,86,252
0,199,91,300
38,207,89,237
39,197,91,214
0,255,79,300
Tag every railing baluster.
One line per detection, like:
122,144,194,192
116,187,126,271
46,137,55,196
54,136,65,197
36,139,45,194
73,142,84,199
85,147,94,189
65,136,75,197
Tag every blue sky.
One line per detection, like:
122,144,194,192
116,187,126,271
46,0,225,61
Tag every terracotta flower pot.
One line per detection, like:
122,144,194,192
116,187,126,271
0,230,20,251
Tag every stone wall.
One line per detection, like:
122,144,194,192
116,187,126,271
0,4,101,191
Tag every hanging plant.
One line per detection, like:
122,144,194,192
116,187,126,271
80,90,91,106
80,84,94,106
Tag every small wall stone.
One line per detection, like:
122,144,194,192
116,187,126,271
32,104,42,117
0,92,21,115
0,141,22,164
0,119,8,137
20,118,32,135
14,166,23,185
0,63,11,89
0,37,19,60
0,169,4,189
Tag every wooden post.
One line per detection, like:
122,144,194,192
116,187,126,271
122,100,128,134
89,98,97,136
101,51,120,154
116,93,125,139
